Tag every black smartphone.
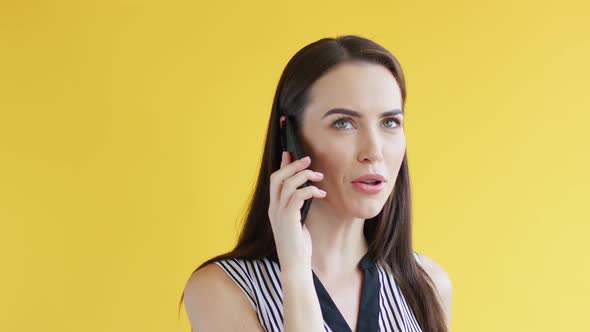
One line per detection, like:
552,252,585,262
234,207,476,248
280,115,313,226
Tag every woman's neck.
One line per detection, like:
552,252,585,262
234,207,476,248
304,201,369,278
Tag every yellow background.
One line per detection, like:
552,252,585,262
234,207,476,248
1,0,589,331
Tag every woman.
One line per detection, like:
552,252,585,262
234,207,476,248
180,35,452,332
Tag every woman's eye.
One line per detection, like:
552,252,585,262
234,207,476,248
383,118,401,128
333,117,353,129
332,117,401,129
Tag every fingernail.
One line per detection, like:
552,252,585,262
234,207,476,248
314,172,323,177
302,156,310,162
319,189,327,195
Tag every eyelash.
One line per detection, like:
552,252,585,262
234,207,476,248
331,116,402,130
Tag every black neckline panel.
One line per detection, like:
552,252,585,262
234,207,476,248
267,253,381,332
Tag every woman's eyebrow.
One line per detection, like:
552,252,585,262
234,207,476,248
321,108,403,119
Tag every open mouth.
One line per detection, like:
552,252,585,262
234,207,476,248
359,180,382,185
352,180,385,194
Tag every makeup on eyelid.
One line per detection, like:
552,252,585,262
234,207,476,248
331,116,402,129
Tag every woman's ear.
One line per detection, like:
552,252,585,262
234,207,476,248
279,115,286,129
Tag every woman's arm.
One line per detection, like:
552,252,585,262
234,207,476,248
183,264,265,331
281,267,325,332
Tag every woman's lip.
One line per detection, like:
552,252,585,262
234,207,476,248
352,173,386,182
352,181,385,194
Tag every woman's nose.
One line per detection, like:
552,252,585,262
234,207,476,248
357,130,384,163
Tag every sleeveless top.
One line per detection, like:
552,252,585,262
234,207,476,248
214,252,424,332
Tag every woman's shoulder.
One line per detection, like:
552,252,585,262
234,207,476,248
184,256,267,305
413,252,453,325
183,262,264,331
213,256,279,274
184,262,246,304
413,252,451,285
412,250,422,265
208,256,281,299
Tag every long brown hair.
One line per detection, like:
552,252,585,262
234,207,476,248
179,35,448,331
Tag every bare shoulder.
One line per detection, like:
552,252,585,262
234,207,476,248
183,262,264,331
416,253,453,326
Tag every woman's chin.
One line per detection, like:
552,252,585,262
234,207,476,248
351,202,386,219
324,192,388,219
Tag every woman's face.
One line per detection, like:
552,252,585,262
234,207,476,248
299,61,406,219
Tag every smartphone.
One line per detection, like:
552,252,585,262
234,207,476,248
280,115,313,226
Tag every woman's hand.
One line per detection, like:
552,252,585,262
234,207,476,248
268,151,327,273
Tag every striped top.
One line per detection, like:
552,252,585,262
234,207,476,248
214,252,424,332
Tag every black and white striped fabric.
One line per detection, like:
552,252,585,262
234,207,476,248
214,251,424,332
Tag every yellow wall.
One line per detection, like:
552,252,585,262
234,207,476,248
1,0,588,331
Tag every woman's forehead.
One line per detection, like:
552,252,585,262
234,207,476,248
306,62,403,118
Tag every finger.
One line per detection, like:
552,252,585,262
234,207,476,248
279,169,324,209
285,186,326,212
270,151,290,209
270,154,310,206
